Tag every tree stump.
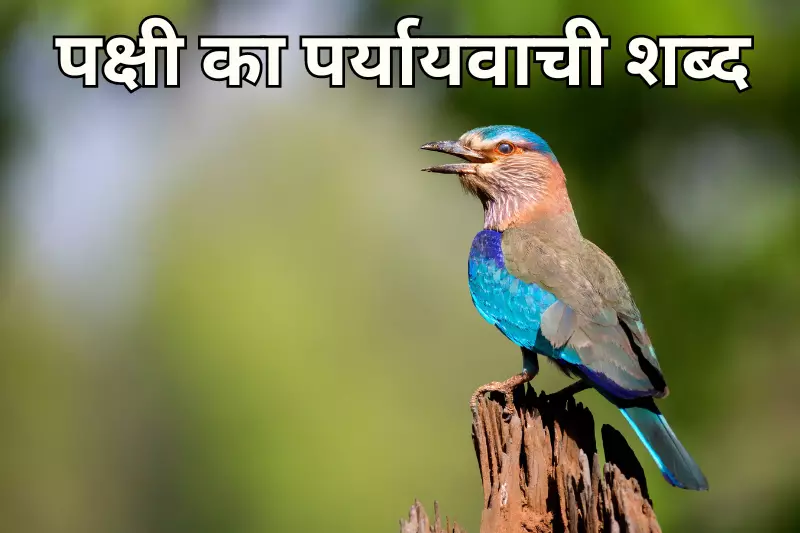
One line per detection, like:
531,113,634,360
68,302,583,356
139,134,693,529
399,386,662,533
400,500,467,533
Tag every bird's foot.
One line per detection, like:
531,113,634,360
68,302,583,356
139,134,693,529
470,371,534,415
546,381,590,405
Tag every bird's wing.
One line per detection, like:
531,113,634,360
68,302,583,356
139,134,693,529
579,239,663,374
502,227,666,398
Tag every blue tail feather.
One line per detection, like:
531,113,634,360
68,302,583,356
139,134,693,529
619,404,708,491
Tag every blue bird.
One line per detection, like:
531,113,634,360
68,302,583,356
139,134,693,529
421,125,708,491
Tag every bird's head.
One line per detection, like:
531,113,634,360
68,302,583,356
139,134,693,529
421,125,572,230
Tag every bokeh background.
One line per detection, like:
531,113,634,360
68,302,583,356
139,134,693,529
1,1,798,532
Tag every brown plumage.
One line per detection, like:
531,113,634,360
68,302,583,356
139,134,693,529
502,216,666,398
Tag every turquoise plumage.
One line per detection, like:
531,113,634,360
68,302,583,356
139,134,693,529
422,125,708,491
468,229,558,356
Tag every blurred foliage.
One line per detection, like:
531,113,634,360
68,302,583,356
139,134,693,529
3,0,195,36
1,1,800,533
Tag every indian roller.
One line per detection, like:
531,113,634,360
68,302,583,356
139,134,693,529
420,125,708,491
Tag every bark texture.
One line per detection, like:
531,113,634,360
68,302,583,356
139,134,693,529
400,386,662,533
399,500,467,533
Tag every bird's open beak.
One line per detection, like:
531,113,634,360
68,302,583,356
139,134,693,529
420,140,486,174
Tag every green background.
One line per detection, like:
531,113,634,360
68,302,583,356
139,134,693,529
1,1,797,532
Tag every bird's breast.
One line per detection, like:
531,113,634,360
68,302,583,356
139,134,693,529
468,230,559,353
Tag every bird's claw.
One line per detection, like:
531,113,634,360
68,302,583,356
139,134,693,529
545,381,590,405
469,371,534,416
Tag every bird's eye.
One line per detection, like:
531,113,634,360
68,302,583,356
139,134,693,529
496,142,514,155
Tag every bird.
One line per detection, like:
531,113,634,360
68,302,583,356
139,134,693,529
420,125,708,491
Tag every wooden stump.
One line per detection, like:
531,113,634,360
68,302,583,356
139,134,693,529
399,386,662,533
400,500,467,533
